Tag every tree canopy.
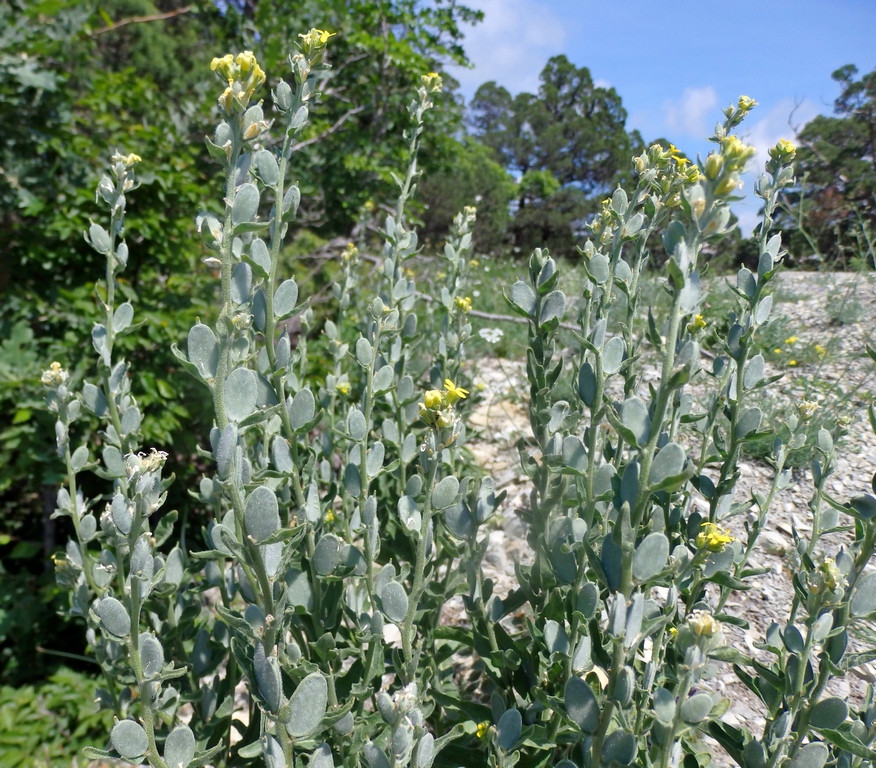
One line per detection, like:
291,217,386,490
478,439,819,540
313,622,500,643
467,55,642,256
782,64,876,265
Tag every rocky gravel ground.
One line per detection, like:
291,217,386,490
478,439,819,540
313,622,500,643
462,271,876,765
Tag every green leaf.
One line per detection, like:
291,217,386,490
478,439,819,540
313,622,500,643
249,238,271,278
289,388,316,431
164,725,196,768
565,676,599,733
111,720,148,760
788,742,828,768
254,642,282,712
224,367,258,422
381,581,408,623
314,534,341,576
653,687,675,724
274,279,299,319
649,442,687,490
809,697,848,729
140,633,164,677
256,150,280,186
287,673,328,738
633,532,669,582
187,323,218,380
432,476,460,510
736,407,763,438
680,692,713,723
113,302,134,333
602,730,636,765
496,709,522,752
348,408,368,442
851,571,876,616
578,362,597,406
82,382,108,417
232,183,260,225
539,290,565,325
603,336,625,374
621,396,650,447
245,486,280,543
508,281,535,316
98,597,131,637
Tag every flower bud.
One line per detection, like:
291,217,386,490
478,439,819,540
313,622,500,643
704,153,723,180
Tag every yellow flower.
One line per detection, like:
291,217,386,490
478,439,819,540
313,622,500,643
443,379,469,405
687,314,707,332
668,626,678,638
469,258,480,268
784,336,798,345
423,389,444,410
40,361,68,387
798,400,819,420
236,50,257,73
421,71,443,93
455,296,472,313
696,521,734,553
774,348,782,355
721,135,757,172
210,53,235,79
769,138,797,163
476,721,490,740
687,609,720,638
737,95,757,113
299,28,336,52
335,381,350,396
815,344,826,355
323,509,335,525
789,360,797,366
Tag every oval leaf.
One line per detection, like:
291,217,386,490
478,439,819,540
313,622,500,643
431,476,459,510
287,672,328,738
224,367,258,422
232,183,260,225
111,720,148,759
381,580,409,623
245,486,280,543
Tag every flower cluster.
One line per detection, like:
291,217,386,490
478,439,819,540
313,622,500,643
454,296,472,313
419,379,468,429
41,361,69,388
696,521,735,553
420,72,443,93
210,51,267,114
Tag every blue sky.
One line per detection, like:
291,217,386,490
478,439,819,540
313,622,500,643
446,0,876,233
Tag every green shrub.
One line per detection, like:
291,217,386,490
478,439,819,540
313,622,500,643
41,40,876,768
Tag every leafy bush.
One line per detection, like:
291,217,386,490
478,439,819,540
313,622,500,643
40,39,876,768
0,667,113,768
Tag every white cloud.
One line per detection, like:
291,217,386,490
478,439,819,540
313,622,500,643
662,86,719,138
445,0,568,99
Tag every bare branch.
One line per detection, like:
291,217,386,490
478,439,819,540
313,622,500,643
90,5,193,36
291,106,366,152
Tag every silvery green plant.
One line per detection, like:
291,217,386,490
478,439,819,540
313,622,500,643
43,44,876,768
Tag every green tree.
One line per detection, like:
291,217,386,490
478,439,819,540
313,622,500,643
781,64,876,265
418,138,515,253
468,55,642,256
246,0,482,232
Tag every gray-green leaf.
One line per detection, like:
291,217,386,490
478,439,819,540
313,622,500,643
274,279,299,319
381,580,408,623
232,183,260,225
565,676,599,733
98,597,131,637
287,672,328,738
111,720,148,759
224,367,258,422
431,476,459,510
245,486,280,543
164,725,196,768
